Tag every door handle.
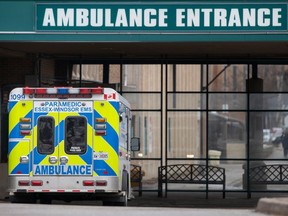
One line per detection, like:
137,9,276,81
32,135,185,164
49,156,58,164
60,156,69,165
20,156,29,164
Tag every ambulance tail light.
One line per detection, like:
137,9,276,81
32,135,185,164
20,124,31,130
95,118,107,136
95,124,106,130
18,180,30,186
83,180,94,186
95,130,106,136
96,118,106,123
20,118,32,136
20,118,31,123
20,130,31,135
31,180,43,186
96,180,107,186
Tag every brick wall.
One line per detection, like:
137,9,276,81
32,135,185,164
0,58,34,86
0,58,68,87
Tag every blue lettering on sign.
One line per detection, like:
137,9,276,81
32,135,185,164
34,165,92,175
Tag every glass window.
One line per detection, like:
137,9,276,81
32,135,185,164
207,64,247,92
167,111,202,159
208,112,246,159
37,116,55,154
65,117,87,154
122,64,161,91
167,64,201,92
71,64,103,84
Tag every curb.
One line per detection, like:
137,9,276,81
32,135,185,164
256,197,288,216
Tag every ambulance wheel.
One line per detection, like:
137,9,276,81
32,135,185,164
118,193,128,206
39,198,52,204
102,172,129,206
120,171,129,206
10,194,36,203
102,195,127,207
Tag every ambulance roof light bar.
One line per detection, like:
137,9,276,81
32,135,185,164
23,87,104,97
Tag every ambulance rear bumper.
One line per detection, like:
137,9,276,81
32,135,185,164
8,176,120,194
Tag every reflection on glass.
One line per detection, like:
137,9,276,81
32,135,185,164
65,117,87,154
208,112,246,160
37,117,55,154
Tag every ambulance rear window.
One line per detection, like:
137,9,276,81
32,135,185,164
37,117,55,154
65,116,87,154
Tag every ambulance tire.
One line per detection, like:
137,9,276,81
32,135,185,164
102,171,129,207
39,198,52,204
10,194,36,204
120,171,129,206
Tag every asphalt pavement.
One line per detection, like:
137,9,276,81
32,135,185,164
128,191,288,215
1,191,288,215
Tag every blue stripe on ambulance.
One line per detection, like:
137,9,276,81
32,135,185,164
93,110,118,153
79,112,93,125
33,147,47,164
11,163,30,175
33,112,48,125
8,141,18,154
10,150,32,175
93,160,117,176
8,101,17,112
79,147,93,164
110,101,119,112
93,102,119,177
58,120,64,142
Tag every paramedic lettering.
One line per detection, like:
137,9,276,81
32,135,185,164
34,101,93,113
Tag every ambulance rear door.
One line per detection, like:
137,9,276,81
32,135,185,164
32,100,93,176
33,100,59,176
58,100,94,176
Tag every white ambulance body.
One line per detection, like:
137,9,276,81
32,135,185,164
8,87,138,205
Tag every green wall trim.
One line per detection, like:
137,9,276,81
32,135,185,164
0,32,288,42
0,1,288,42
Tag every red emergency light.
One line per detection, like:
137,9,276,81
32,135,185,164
22,87,104,98
23,87,35,95
91,87,104,94
80,88,91,94
35,88,46,94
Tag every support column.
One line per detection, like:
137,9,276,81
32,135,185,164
243,64,266,192
246,66,264,159
103,63,109,84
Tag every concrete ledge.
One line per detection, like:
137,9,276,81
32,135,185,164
256,197,288,216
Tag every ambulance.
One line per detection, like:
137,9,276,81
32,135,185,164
8,86,139,205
